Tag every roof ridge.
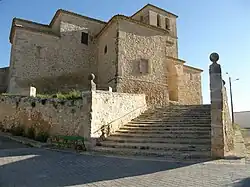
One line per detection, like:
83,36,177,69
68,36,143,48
131,4,178,18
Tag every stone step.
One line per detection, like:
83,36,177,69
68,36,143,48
119,126,211,131
138,114,211,119
116,129,210,135
106,136,211,144
152,106,211,110
98,141,211,152
132,117,211,123
125,123,211,128
137,115,211,119
92,147,211,161
143,111,211,115
128,122,211,126
115,130,210,136
131,120,211,124
112,133,210,139
147,109,211,113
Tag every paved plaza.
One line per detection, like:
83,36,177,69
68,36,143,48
0,136,250,187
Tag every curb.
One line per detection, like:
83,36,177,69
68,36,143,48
0,132,49,148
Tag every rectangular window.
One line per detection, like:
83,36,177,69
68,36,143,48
81,32,88,45
139,59,149,74
165,18,170,30
140,16,144,22
157,14,161,27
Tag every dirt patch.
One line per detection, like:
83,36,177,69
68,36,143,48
241,129,250,156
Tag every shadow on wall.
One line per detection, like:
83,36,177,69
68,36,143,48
0,148,204,187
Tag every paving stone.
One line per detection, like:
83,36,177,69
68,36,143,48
0,147,250,187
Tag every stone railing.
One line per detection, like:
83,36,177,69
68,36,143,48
209,53,235,158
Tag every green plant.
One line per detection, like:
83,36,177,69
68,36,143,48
11,126,25,136
35,131,49,143
36,90,82,100
36,94,52,99
57,90,82,100
26,127,36,139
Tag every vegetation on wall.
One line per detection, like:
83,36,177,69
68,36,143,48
37,90,82,100
1,90,82,100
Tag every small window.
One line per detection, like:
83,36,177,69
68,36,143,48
81,32,88,45
139,59,149,74
104,45,107,54
36,46,42,58
140,16,144,22
165,18,170,30
190,73,193,80
157,14,161,27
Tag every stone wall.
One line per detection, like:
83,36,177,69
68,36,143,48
209,53,235,158
13,19,52,34
0,89,147,148
0,67,9,93
179,65,202,105
222,86,234,152
0,94,92,139
148,10,177,38
97,21,118,90
91,90,147,138
8,15,105,94
117,19,178,106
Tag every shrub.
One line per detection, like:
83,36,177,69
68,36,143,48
26,127,36,139
11,126,25,136
36,90,82,100
57,90,82,100
35,131,49,143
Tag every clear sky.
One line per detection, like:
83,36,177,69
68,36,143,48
0,0,249,112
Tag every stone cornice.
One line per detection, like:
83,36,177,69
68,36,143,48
183,64,203,72
166,56,186,64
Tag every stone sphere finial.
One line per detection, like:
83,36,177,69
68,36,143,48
210,52,219,63
88,73,95,81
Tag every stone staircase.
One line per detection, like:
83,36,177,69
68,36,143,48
93,104,212,161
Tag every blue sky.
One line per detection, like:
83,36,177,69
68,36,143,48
0,0,249,111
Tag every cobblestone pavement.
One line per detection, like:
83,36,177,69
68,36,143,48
0,147,249,187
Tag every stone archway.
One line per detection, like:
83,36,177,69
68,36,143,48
167,61,178,102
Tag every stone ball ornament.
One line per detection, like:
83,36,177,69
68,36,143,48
210,52,219,63
88,73,95,81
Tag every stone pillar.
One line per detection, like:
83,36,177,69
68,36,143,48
88,73,96,91
209,52,224,158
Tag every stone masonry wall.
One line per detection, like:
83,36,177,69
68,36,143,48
0,67,9,93
8,15,105,94
179,65,202,105
0,94,92,139
91,91,147,138
117,19,178,106
222,86,234,152
148,10,177,39
97,21,118,90
14,19,52,34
